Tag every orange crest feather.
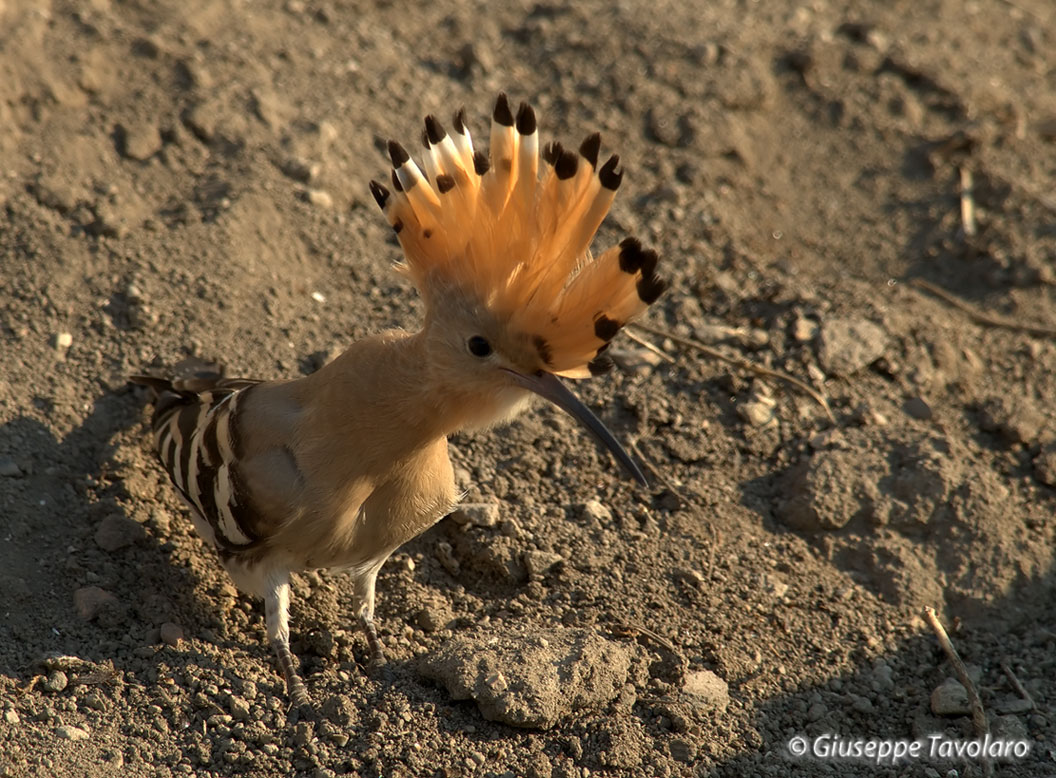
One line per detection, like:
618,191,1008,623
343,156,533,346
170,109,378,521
369,94,666,378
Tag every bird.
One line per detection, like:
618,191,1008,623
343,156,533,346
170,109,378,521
132,93,666,709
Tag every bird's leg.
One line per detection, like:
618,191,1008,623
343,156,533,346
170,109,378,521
352,565,386,667
263,574,310,709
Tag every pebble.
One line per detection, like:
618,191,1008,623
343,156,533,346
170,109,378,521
818,317,888,376
52,332,73,352
73,586,119,622
792,315,819,342
682,670,730,712
523,550,563,579
930,678,971,716
118,121,163,160
304,189,333,209
903,396,933,420
159,622,184,647
94,514,147,551
3,709,19,725
227,695,250,721
579,500,612,524
56,724,90,741
450,502,500,527
669,738,696,763
739,391,777,427
436,542,460,576
43,671,68,693
0,458,21,477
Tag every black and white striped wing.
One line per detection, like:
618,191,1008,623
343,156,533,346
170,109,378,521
148,378,265,553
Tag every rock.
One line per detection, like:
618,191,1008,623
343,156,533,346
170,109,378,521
52,332,73,351
159,622,184,646
117,121,162,160
0,458,21,477
4,709,20,725
930,678,971,716
73,586,120,622
792,315,819,342
450,502,500,527
304,189,333,209
739,391,777,427
94,514,146,551
415,603,453,633
227,695,250,720
418,628,631,729
903,396,933,420
818,317,888,376
579,500,612,524
43,671,68,693
681,670,729,712
669,738,696,763
56,724,90,741
523,550,563,579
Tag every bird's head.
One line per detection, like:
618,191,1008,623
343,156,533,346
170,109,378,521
369,94,666,485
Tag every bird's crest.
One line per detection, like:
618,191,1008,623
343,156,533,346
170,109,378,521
369,94,665,378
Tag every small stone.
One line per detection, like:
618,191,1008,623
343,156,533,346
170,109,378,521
682,670,729,712
818,317,888,376
739,393,777,427
159,622,184,646
3,709,19,725
436,542,460,576
523,550,563,579
0,458,21,477
669,738,696,763
227,695,250,720
451,503,500,527
930,678,971,716
282,157,321,183
580,500,612,524
118,121,163,160
304,189,333,209
56,724,90,741
415,605,451,633
94,514,146,551
73,586,119,622
43,671,68,693
52,332,73,351
903,396,933,420
792,315,819,342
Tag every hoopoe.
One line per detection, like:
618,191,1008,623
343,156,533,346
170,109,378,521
132,94,666,709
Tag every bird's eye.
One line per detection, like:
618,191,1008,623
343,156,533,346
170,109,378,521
467,335,492,358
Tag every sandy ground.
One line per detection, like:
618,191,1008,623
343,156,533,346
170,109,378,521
1,0,1055,776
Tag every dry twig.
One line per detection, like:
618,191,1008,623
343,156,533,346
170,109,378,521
911,279,1056,338
922,606,992,776
1000,660,1036,711
628,322,836,424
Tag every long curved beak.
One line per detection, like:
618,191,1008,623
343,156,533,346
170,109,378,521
502,369,648,487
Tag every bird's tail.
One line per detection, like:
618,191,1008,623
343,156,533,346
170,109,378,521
129,358,226,400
